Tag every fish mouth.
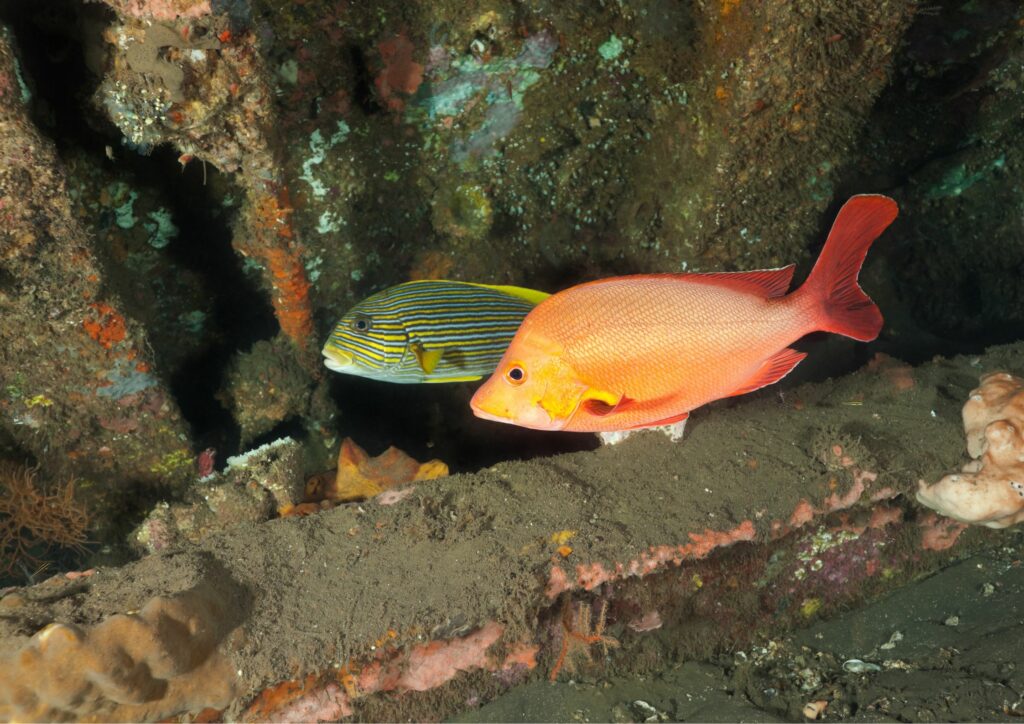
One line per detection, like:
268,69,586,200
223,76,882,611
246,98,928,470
470,406,513,424
470,398,564,431
322,348,355,372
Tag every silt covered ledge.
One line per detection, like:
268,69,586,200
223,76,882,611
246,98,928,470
0,342,1020,722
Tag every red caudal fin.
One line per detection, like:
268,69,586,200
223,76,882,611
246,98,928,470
800,195,898,342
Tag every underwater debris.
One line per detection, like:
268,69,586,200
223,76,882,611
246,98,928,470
242,188,315,355
304,437,447,505
917,372,1024,528
241,675,352,723
0,462,89,578
547,520,758,597
363,621,505,694
241,621,538,720
0,340,1014,719
95,4,319,364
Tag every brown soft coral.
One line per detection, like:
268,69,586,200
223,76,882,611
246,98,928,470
0,462,89,577
917,372,1024,529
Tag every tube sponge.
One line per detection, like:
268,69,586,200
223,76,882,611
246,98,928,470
0,585,240,721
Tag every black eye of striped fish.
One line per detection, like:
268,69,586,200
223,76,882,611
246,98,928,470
352,316,372,332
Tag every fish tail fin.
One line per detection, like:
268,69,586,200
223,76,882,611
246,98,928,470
799,194,898,342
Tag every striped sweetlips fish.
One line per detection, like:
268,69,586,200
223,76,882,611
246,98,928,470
322,280,549,383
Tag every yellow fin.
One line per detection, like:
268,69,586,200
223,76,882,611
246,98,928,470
468,283,550,305
540,382,621,421
412,343,444,374
425,374,484,383
583,388,622,407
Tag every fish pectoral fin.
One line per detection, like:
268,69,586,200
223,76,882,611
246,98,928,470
728,348,808,397
579,388,629,416
411,343,444,374
539,383,627,422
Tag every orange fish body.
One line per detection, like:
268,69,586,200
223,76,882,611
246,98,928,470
471,195,899,432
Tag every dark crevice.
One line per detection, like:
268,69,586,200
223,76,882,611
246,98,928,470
156,152,278,456
326,376,597,474
246,416,308,454
348,45,382,115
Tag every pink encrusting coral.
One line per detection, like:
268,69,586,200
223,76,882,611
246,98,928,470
547,520,757,597
360,622,504,693
772,445,888,539
918,513,968,551
240,623,539,721
545,455,899,600
917,372,1024,528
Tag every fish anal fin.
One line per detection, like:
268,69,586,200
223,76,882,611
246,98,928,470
729,348,807,397
411,343,444,374
684,266,796,298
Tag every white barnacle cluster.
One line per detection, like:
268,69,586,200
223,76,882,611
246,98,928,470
224,436,297,471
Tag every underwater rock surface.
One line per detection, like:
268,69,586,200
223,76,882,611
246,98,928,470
0,0,1022,717
0,0,1020,537
0,342,1020,721
0,34,194,507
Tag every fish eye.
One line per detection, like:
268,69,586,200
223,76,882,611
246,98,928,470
505,364,526,385
352,316,372,333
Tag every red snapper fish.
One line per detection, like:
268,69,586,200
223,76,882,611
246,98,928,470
470,195,898,432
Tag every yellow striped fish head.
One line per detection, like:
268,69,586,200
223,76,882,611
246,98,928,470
321,280,550,384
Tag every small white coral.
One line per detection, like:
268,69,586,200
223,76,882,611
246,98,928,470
917,372,1024,529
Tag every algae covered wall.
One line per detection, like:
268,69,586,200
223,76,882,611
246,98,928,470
0,0,1022,575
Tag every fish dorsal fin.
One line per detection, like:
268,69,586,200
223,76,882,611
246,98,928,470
411,343,444,374
468,283,551,305
728,348,807,397
683,265,796,298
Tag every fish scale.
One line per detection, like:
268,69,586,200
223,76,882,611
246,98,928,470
525,277,810,429
471,195,899,432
